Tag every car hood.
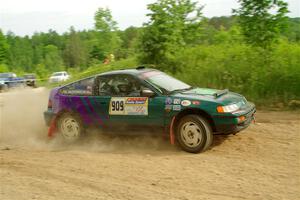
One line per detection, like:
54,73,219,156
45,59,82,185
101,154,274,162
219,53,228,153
174,87,246,105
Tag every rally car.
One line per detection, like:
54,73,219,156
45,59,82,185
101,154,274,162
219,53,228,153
44,67,256,153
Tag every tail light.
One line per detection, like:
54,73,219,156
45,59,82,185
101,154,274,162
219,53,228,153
48,99,52,109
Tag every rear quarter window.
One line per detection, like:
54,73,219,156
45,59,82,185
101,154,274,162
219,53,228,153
59,77,95,96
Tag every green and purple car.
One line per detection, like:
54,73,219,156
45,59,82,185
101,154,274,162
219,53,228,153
44,67,255,153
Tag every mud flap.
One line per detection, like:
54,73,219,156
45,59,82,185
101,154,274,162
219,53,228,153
169,116,176,145
48,117,57,137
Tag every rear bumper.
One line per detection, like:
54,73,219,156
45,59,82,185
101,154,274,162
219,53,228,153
44,110,56,126
213,103,256,134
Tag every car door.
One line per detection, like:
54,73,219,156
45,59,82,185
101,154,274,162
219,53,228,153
90,75,112,127
93,74,166,128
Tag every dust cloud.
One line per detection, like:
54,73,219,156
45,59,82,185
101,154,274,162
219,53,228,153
0,88,174,153
0,88,49,149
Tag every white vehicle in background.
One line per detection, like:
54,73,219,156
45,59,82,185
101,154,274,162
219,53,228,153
49,71,70,83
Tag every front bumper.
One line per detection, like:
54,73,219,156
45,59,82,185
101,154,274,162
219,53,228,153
213,103,256,134
44,110,56,126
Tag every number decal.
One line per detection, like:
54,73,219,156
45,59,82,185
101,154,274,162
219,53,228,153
120,101,124,111
111,100,124,111
109,98,125,115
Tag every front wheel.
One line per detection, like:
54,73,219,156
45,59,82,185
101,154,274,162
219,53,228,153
57,112,83,142
176,115,213,153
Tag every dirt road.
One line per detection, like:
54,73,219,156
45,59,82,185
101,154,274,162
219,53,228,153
0,88,299,200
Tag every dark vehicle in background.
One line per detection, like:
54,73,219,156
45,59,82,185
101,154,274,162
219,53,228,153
0,72,25,91
24,74,36,87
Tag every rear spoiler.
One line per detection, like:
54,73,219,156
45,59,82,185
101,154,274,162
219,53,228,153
214,89,229,98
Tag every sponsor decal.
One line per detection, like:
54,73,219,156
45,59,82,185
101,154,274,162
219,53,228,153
181,100,191,106
165,105,172,112
173,99,181,104
192,101,200,105
109,97,148,115
173,105,181,111
126,97,147,104
61,89,92,95
165,97,172,105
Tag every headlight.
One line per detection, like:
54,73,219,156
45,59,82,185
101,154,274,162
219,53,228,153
217,103,239,113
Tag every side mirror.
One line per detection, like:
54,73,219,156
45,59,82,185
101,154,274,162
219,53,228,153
141,89,155,97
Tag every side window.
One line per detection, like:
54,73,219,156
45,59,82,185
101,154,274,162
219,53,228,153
96,76,113,96
59,77,95,96
96,75,143,97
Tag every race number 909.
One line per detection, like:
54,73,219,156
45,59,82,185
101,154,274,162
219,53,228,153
111,100,124,111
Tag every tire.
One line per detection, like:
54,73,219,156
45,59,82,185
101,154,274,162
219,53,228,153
57,112,83,142
176,115,213,153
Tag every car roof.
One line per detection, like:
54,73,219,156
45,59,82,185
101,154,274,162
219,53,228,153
98,68,160,77
58,67,161,89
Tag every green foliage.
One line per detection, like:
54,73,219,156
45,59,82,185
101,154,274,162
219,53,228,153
0,30,9,64
171,42,300,105
0,63,9,72
94,8,117,32
211,26,243,44
233,0,289,48
116,27,141,59
208,16,237,30
284,17,300,42
44,45,63,71
35,63,48,79
63,27,88,69
138,0,204,72
94,8,121,56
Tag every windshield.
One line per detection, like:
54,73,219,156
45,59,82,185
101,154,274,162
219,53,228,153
0,73,12,78
143,72,190,94
52,72,64,77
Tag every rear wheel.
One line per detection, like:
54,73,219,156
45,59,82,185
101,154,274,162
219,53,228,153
176,115,213,153
57,112,83,142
